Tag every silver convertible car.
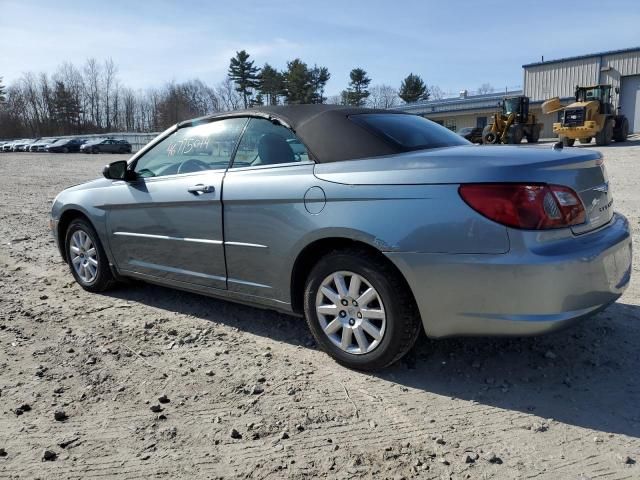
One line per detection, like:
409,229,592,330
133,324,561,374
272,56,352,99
50,105,632,370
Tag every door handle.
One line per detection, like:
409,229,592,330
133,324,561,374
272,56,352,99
187,184,215,195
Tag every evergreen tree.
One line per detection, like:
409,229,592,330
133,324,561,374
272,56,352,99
310,65,330,104
227,50,260,109
250,93,264,107
346,68,371,106
399,73,429,103
258,63,284,105
283,59,313,104
53,80,81,134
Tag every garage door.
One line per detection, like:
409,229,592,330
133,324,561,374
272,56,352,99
620,75,640,133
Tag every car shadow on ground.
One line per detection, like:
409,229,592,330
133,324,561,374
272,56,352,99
104,283,640,439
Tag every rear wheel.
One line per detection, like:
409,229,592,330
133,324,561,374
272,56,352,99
561,136,575,147
596,119,614,146
579,137,592,144
65,218,116,292
303,249,421,371
614,117,629,142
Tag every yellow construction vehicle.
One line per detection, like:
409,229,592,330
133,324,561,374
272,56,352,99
482,95,543,144
541,84,629,146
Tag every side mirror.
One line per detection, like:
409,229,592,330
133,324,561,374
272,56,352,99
103,160,131,180
615,87,620,94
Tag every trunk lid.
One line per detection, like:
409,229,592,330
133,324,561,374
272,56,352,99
313,145,613,234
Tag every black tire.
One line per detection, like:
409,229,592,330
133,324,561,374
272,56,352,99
561,136,575,147
506,124,523,144
482,126,499,144
579,137,592,144
303,248,421,371
596,119,613,146
614,117,629,142
92,147,99,154
525,125,541,143
64,218,116,292
62,147,69,153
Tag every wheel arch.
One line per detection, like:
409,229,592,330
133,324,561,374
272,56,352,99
289,237,419,316
56,208,93,262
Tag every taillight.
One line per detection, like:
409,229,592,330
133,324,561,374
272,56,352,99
459,183,586,230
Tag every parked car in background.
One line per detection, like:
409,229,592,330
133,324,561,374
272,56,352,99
50,105,631,370
2,140,19,152
29,138,59,152
47,138,86,153
13,139,37,151
80,138,132,154
458,127,484,144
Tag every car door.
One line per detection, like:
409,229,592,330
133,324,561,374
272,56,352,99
222,117,317,300
106,117,248,289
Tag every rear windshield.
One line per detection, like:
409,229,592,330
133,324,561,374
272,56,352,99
349,113,469,151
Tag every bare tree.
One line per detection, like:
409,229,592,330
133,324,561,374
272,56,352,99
102,58,118,130
367,84,400,109
477,83,494,95
216,77,241,111
325,94,343,105
84,58,102,129
428,85,445,100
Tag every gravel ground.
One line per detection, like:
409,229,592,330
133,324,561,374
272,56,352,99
1,142,640,480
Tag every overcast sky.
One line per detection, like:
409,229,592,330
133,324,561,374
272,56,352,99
2,0,639,97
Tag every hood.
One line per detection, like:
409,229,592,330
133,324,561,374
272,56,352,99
564,100,598,110
313,145,602,185
62,177,112,193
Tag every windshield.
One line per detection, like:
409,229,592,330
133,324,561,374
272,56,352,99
349,114,469,151
503,98,520,115
577,87,608,102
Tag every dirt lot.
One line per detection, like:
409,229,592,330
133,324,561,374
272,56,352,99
1,142,640,480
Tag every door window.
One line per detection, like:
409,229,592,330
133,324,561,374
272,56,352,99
231,118,309,168
134,118,247,178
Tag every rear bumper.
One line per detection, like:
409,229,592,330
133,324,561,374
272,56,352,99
385,213,632,338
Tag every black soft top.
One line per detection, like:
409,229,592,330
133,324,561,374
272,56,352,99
178,105,409,163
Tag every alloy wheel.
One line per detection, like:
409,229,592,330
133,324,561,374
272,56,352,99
315,271,386,355
69,230,99,284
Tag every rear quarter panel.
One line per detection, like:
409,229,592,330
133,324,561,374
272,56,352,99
222,163,509,306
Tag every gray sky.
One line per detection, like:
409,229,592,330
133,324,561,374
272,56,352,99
2,0,639,96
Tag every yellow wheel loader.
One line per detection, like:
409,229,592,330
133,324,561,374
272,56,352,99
482,96,543,145
541,84,629,146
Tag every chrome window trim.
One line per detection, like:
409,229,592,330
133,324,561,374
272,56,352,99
226,160,314,172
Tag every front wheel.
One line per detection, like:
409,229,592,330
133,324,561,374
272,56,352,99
561,136,575,147
65,219,116,292
596,119,614,146
482,126,499,144
303,249,421,371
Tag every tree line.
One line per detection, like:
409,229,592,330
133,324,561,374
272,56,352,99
0,51,447,139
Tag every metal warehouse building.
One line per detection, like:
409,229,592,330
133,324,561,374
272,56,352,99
395,46,640,137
